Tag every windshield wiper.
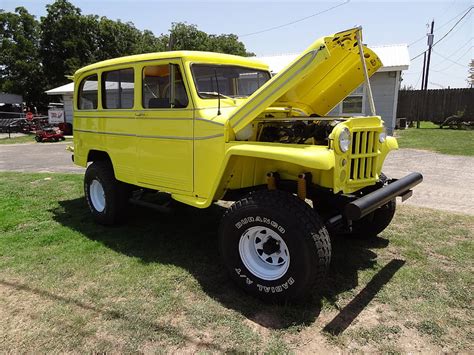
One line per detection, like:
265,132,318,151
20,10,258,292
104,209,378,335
198,91,235,101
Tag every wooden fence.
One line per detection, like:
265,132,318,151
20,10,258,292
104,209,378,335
397,88,474,123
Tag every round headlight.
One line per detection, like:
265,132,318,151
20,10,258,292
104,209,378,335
339,127,351,153
379,130,386,143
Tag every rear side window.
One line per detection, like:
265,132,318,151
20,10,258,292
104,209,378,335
142,64,188,109
102,68,134,109
78,74,98,110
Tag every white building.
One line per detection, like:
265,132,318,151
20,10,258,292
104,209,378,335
45,44,409,134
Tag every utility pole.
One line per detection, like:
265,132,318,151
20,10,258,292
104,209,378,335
419,20,435,128
417,52,427,127
168,33,174,51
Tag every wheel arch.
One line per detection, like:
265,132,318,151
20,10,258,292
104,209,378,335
210,145,336,202
87,149,112,163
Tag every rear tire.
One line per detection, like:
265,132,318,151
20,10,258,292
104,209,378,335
219,190,331,302
84,161,130,225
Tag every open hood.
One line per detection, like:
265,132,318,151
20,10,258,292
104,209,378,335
229,27,383,135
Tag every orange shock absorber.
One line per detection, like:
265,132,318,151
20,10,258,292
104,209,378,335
267,172,278,190
297,173,307,200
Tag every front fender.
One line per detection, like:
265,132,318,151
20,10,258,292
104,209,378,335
225,143,335,171
378,136,398,172
173,143,336,209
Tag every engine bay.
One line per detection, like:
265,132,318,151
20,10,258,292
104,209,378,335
255,118,344,145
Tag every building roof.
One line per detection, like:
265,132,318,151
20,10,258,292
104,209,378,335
370,44,410,71
45,82,74,96
257,44,410,73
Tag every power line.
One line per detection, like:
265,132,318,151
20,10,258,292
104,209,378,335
429,69,467,79
410,6,473,60
432,40,473,70
239,0,350,38
432,50,467,68
434,46,473,72
408,5,473,47
442,37,472,57
432,8,472,46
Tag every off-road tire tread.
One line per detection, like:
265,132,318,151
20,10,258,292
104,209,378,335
219,190,331,301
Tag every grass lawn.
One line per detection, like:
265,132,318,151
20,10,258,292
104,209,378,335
0,172,472,352
395,121,474,156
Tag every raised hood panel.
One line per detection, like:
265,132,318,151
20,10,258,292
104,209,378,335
229,28,383,134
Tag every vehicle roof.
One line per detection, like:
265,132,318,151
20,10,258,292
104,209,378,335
74,51,269,77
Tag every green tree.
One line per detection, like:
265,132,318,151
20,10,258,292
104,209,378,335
1,1,255,109
0,7,46,106
96,17,141,61
40,0,98,88
166,22,210,51
166,22,254,56
139,29,167,54
208,34,254,57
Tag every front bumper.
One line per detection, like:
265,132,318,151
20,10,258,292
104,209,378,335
344,172,423,221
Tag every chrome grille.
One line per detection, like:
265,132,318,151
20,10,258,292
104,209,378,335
348,130,380,183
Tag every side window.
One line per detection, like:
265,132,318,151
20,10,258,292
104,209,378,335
342,84,365,114
142,64,189,109
78,74,98,110
102,68,134,109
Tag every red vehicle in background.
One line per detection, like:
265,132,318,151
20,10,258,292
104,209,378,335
35,126,65,142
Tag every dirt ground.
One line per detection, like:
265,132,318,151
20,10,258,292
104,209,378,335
0,142,472,215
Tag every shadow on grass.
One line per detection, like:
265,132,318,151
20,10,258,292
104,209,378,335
0,279,224,351
323,259,405,335
50,197,400,331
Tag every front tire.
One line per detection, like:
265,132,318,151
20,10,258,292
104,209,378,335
219,190,331,302
84,161,130,225
351,199,396,238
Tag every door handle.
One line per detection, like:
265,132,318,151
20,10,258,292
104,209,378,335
135,112,145,117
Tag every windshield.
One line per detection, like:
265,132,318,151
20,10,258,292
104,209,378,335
192,64,271,99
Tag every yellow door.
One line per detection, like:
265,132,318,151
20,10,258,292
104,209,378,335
135,60,194,192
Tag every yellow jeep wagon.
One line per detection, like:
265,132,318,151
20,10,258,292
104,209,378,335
72,27,422,301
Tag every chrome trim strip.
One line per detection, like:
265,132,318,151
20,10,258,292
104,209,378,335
194,133,224,140
140,134,193,140
74,128,223,140
74,129,135,137
75,115,193,120
195,118,225,126
75,115,225,126
232,49,320,129
75,108,195,114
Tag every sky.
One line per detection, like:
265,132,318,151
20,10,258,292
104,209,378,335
2,0,473,89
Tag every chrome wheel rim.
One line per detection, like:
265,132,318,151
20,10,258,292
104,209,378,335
238,226,290,281
90,179,105,212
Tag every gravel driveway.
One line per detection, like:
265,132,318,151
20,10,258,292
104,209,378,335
383,148,474,215
0,143,472,215
0,142,83,174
